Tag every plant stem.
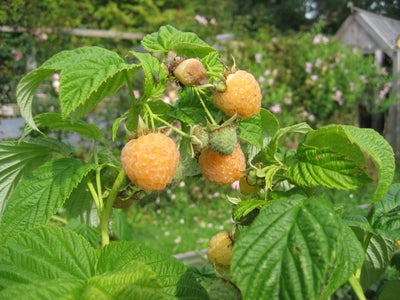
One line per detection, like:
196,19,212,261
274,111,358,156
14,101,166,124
194,87,217,125
50,215,68,225
348,272,366,300
93,144,104,210
143,102,192,139
125,70,137,105
87,180,102,210
99,168,126,246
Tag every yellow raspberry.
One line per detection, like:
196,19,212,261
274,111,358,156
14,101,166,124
207,231,233,273
213,70,262,119
198,144,245,185
121,132,180,191
173,58,207,86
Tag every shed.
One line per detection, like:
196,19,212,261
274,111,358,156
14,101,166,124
335,4,400,159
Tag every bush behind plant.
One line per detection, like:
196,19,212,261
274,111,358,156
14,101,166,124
0,25,399,299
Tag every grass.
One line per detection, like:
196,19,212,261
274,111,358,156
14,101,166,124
111,166,400,256
111,176,235,255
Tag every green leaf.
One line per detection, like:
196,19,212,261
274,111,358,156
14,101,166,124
63,181,94,222
341,126,395,203
271,122,312,151
287,125,393,192
97,241,208,299
146,100,174,126
298,125,366,165
0,158,97,242
260,122,311,164
59,52,135,121
238,108,279,149
368,183,400,235
321,223,366,298
112,114,127,142
111,209,134,241
41,46,118,70
201,51,224,82
0,279,84,300
141,25,216,58
288,145,371,190
16,47,134,130
360,234,394,290
232,195,364,300
84,260,165,300
23,112,103,141
378,280,400,300
0,138,71,217
16,68,56,131
169,89,209,125
0,226,204,299
0,226,97,288
129,51,168,99
65,219,100,248
232,200,265,223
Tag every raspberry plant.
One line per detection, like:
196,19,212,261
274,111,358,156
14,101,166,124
0,25,399,299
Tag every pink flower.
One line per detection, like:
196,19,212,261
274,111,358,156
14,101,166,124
194,14,208,25
359,75,368,84
270,104,281,113
313,34,329,44
255,53,262,63
311,75,318,81
332,88,344,105
315,58,322,68
268,78,274,86
52,73,60,81
133,90,140,99
231,180,240,190
37,32,48,41
313,34,322,44
308,114,316,122
52,80,60,93
284,92,292,105
258,76,265,84
305,62,312,73
12,50,23,61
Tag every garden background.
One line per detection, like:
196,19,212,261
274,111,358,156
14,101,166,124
1,0,399,288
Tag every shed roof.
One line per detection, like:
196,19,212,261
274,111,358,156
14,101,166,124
335,6,400,56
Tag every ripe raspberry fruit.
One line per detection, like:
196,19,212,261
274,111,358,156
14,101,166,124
198,144,245,185
207,231,234,273
213,70,261,119
121,132,180,191
173,58,206,86
208,125,237,156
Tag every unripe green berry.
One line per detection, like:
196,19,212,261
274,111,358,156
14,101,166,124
209,125,237,156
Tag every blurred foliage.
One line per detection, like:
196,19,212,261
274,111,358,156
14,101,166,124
0,0,396,131
218,24,395,128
